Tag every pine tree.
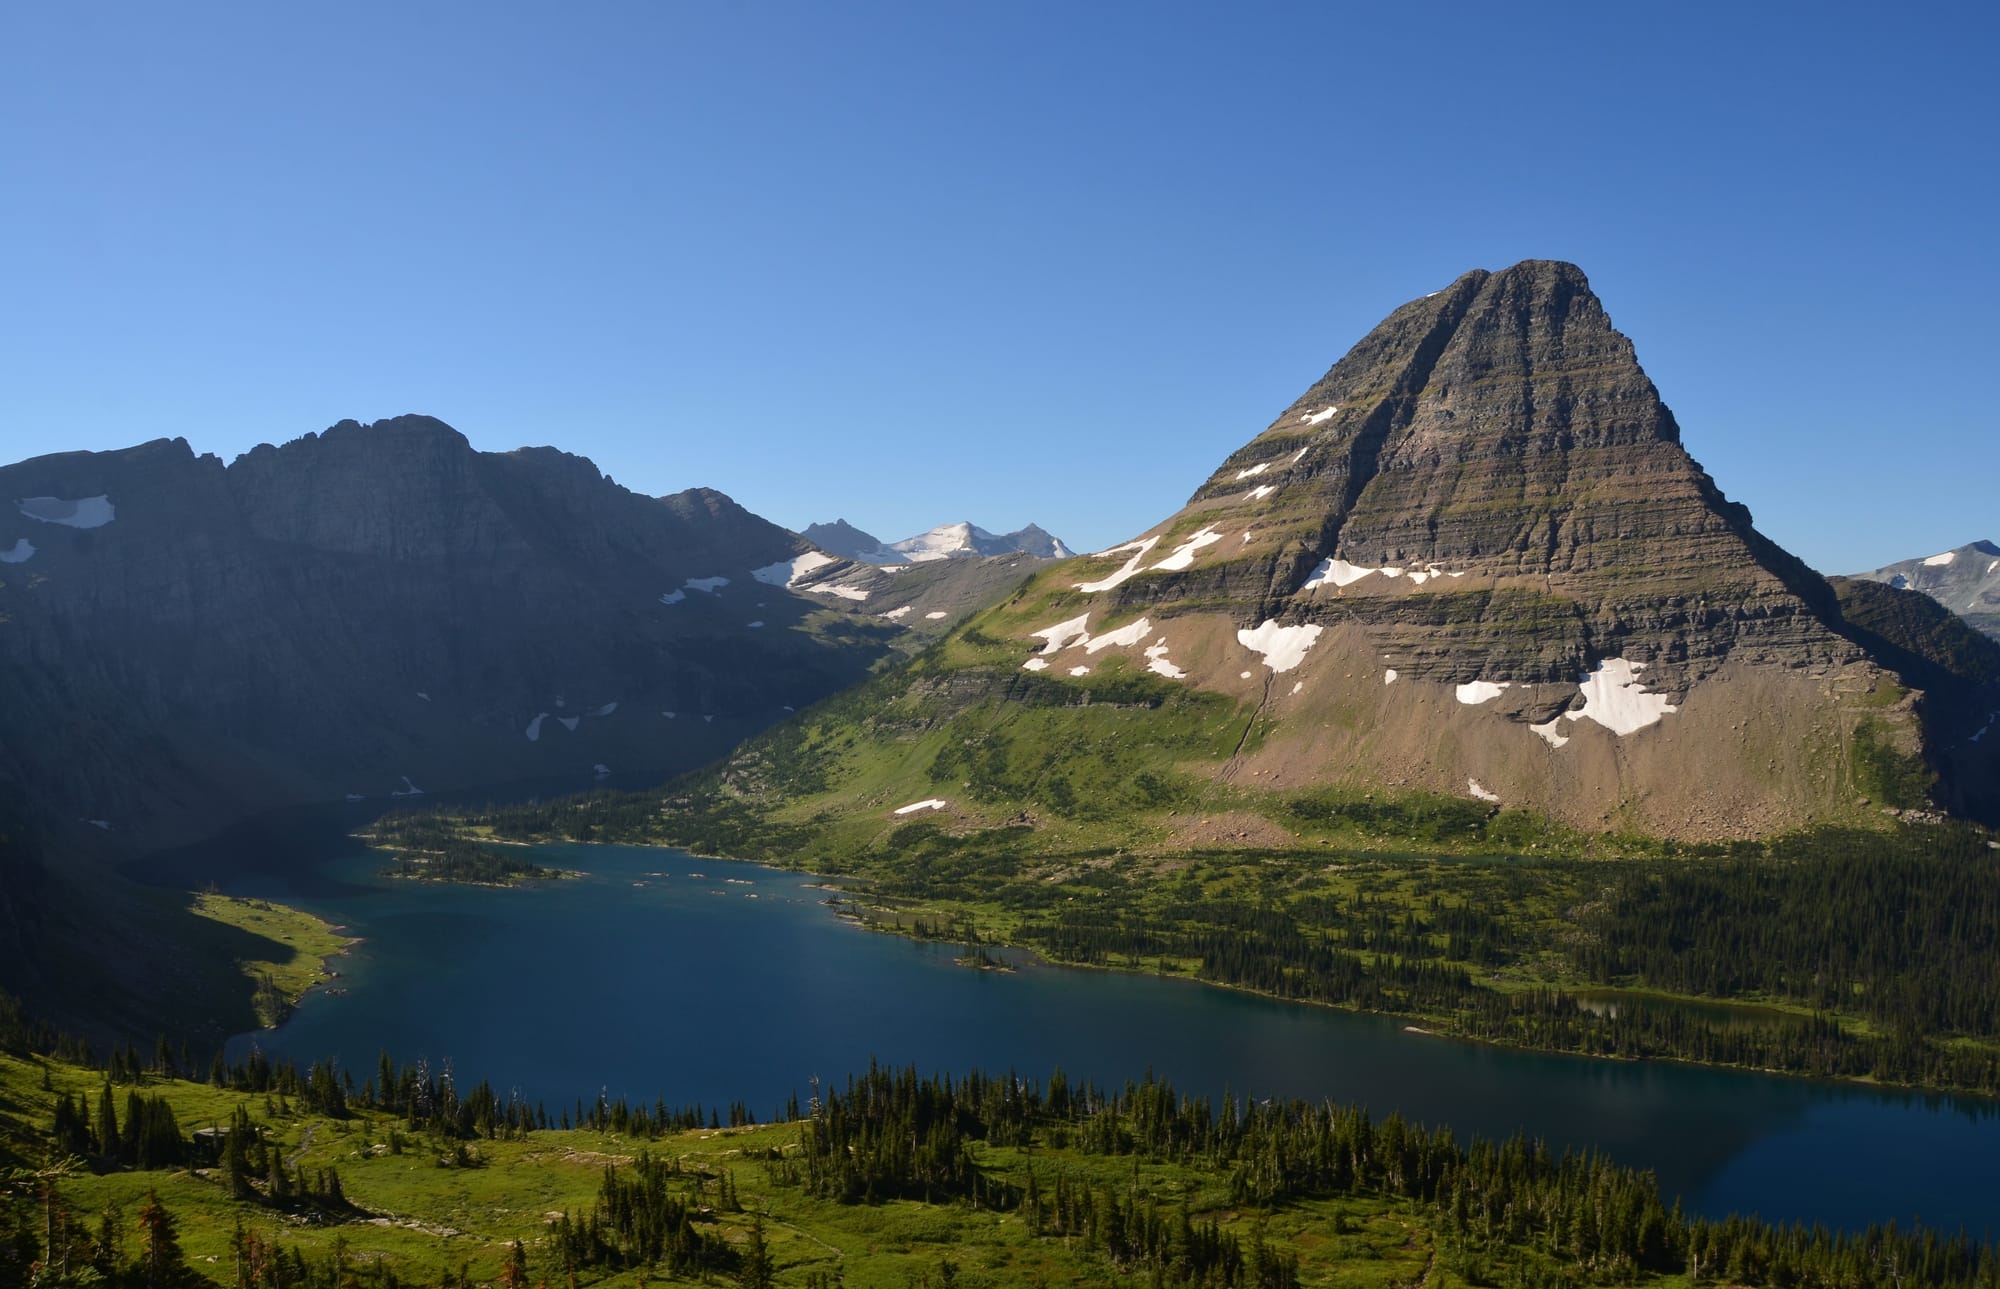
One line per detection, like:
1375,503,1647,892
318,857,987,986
97,1082,119,1161
738,1216,772,1289
136,1189,184,1289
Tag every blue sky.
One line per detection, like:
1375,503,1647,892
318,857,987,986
3,2,1993,573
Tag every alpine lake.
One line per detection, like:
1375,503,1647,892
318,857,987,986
175,815,1999,1240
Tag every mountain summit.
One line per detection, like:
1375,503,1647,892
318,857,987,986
693,262,1999,840
804,518,1072,564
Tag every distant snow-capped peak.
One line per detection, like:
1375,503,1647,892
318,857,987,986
802,518,1072,565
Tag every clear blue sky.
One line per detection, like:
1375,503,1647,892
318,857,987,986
3,2,1993,573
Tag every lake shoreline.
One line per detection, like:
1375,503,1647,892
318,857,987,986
536,835,1982,1104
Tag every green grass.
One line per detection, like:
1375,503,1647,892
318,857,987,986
0,1051,1712,1288
185,893,353,1028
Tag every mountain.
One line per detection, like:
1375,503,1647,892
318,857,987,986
805,518,1073,564
801,518,896,561
0,415,908,854
674,261,1999,846
1849,541,2000,640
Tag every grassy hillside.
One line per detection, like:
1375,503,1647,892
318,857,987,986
1,1048,1989,1289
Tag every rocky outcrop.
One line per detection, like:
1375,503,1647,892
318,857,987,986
0,416,895,850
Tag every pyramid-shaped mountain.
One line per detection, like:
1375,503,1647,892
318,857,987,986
692,261,1998,841
1089,260,1849,692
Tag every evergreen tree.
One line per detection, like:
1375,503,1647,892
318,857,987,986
136,1189,185,1289
738,1216,772,1289
96,1082,119,1161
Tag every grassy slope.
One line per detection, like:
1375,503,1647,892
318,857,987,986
395,576,2000,1093
0,1051,1664,1289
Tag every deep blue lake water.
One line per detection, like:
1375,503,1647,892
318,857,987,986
219,839,2000,1237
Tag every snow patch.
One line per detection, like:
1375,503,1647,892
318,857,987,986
1456,681,1508,706
752,551,840,587
1302,558,1390,590
0,539,33,564
416,692,430,702
1021,657,1050,672
684,576,730,593
344,793,364,802
1069,665,1091,676
1467,779,1500,804
1237,620,1323,673
883,605,914,620
1246,484,1276,501
1144,640,1186,679
662,711,676,719
558,716,581,732
924,611,948,620
392,776,425,798
703,715,714,723
658,589,687,605
1923,551,1957,567
1290,445,1310,463
1032,613,1093,654
1405,563,1452,585
746,621,764,628
593,702,618,716
1383,669,1398,685
1970,713,1995,744
894,798,948,815
18,495,114,528
1565,659,1678,735
525,714,548,742
1529,719,1570,749
1305,406,1337,425
1234,462,1270,480
1086,617,1153,653
1239,670,1254,680
1076,536,1160,592
1289,680,1303,695
809,583,871,602
1150,527,1222,572
88,819,112,831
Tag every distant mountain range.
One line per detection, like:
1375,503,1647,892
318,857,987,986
1849,541,2000,640
803,518,1072,564
677,260,2000,847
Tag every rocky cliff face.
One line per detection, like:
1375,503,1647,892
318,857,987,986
0,416,899,851
796,261,1990,839
1850,541,2000,640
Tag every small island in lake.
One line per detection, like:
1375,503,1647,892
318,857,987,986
363,816,570,886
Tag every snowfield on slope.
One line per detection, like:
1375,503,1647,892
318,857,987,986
1565,659,1677,734
1237,621,1322,673
19,496,115,528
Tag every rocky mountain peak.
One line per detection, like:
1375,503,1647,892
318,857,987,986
1076,258,1850,694
801,518,1074,565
